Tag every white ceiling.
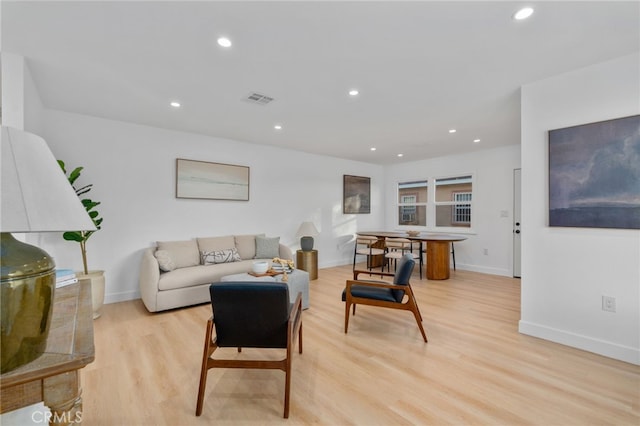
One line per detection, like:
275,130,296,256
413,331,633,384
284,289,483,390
3,1,639,164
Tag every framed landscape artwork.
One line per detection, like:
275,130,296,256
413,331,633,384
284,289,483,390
176,159,249,201
548,115,640,229
343,175,371,214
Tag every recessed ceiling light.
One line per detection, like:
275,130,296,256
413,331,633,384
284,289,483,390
274,124,282,130
170,101,181,108
397,153,403,157
349,89,359,96
449,129,457,133
513,7,534,20
473,139,481,143
370,147,376,151
217,37,232,48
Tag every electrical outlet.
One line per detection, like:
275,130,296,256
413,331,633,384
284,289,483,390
602,296,616,313
483,248,489,255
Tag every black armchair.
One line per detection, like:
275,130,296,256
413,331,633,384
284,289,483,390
342,253,427,342
196,281,303,418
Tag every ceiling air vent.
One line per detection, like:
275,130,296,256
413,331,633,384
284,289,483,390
244,92,274,105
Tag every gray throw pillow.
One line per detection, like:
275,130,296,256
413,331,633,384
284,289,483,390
255,236,280,258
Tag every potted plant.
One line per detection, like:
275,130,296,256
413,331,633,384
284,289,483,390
58,160,105,319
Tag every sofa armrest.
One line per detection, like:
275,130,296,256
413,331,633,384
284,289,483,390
139,247,161,312
279,243,293,261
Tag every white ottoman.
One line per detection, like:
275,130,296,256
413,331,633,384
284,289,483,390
220,269,310,309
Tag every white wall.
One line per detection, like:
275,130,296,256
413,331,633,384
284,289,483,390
519,53,640,365
23,59,45,136
384,145,521,277
1,52,25,129
36,110,385,303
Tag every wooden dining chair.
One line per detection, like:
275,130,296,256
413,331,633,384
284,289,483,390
196,281,303,418
342,254,428,342
353,234,385,272
384,237,422,279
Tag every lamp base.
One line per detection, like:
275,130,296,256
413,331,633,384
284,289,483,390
1,233,55,373
300,236,314,251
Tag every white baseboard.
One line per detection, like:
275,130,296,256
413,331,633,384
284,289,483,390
456,263,511,277
105,290,140,304
519,320,640,365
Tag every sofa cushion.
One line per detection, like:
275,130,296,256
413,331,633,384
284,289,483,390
255,236,280,258
201,248,242,265
154,250,176,272
158,260,254,291
197,236,236,253
156,240,199,269
234,234,264,260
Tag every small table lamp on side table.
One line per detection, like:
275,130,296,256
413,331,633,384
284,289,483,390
295,222,319,280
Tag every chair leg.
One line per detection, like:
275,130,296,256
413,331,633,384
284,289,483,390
283,353,292,418
451,242,456,271
196,319,215,416
353,244,357,270
412,308,428,343
344,299,351,333
298,323,303,354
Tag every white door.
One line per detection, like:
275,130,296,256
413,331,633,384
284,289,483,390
513,168,522,278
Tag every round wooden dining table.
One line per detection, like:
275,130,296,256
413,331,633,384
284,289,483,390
357,231,467,280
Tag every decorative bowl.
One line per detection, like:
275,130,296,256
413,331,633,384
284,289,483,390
406,230,420,237
252,261,269,274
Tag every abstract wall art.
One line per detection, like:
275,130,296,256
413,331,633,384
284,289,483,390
548,115,640,229
176,158,249,201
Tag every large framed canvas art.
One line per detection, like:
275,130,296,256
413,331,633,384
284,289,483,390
343,175,371,214
176,159,249,201
548,115,640,229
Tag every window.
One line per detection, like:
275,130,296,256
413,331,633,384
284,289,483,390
435,176,472,228
452,192,472,224
400,195,416,222
397,181,427,226
397,175,473,230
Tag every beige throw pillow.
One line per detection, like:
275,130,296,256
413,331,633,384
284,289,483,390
154,250,175,272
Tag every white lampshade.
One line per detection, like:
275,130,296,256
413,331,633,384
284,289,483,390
296,221,319,238
1,126,96,233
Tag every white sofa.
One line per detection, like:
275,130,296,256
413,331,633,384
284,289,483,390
139,234,292,312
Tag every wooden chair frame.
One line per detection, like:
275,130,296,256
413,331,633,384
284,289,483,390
196,293,303,418
344,269,428,342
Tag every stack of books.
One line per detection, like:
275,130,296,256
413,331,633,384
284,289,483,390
271,263,293,273
55,269,78,288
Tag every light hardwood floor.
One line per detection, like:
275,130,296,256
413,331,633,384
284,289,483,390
82,265,640,425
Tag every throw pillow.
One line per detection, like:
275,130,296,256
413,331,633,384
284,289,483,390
154,250,175,272
156,239,200,269
255,236,280,259
201,248,242,265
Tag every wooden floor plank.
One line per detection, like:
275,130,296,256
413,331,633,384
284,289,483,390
81,264,640,425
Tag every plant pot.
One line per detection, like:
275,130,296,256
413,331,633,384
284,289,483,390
76,270,105,319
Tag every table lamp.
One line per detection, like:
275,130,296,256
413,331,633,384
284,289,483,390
296,222,319,251
1,126,96,373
